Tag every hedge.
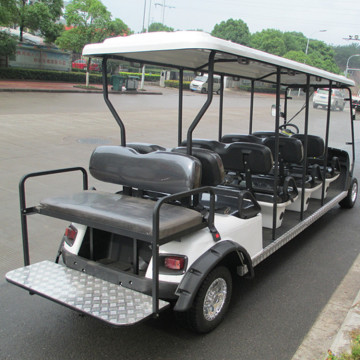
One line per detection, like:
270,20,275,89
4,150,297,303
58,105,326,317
164,80,191,89
0,67,104,83
119,71,160,82
0,67,160,83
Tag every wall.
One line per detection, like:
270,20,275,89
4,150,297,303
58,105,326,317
9,43,71,71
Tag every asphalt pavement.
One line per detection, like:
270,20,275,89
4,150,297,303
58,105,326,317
0,79,359,359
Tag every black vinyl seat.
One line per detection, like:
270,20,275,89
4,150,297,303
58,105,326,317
182,139,297,203
126,142,166,154
221,134,263,144
37,146,213,243
172,146,261,219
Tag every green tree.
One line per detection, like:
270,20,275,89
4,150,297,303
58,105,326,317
0,31,17,65
148,22,174,32
0,0,63,43
333,43,360,73
250,28,340,73
0,0,16,25
283,31,307,53
250,29,286,56
211,18,250,46
0,0,19,62
56,0,129,53
283,50,307,63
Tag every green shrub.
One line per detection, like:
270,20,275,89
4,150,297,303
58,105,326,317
164,80,191,90
0,68,160,83
119,72,160,82
0,67,105,83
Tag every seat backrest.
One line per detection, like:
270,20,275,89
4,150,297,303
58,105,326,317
126,142,166,154
221,134,263,144
172,147,225,186
252,131,289,138
89,146,201,194
262,136,304,164
184,139,273,175
292,134,325,158
221,142,274,174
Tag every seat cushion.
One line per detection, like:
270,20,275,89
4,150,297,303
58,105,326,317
39,190,203,241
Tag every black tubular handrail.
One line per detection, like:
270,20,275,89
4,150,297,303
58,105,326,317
102,57,126,146
151,185,218,314
19,167,88,266
187,51,216,155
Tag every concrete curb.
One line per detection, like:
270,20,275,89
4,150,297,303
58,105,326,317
0,88,163,95
328,269,360,357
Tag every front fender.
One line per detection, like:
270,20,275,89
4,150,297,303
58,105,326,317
173,240,254,312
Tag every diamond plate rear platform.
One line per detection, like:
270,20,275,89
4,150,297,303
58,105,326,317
6,260,169,326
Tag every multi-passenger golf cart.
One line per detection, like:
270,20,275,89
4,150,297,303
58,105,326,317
6,31,358,333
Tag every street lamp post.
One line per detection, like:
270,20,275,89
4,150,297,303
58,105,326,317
296,30,327,96
345,54,360,78
305,29,327,57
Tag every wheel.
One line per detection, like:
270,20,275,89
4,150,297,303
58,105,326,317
176,266,232,333
339,178,358,209
216,89,220,95
313,103,318,109
201,87,207,94
279,123,299,134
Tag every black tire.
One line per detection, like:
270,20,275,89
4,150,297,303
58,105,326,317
339,178,358,209
201,87,207,94
176,266,232,333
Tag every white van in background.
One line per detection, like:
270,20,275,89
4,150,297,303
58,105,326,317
190,74,221,94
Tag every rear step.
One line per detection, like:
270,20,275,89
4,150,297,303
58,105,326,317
6,260,169,326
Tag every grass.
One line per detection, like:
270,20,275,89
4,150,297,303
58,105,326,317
326,330,360,360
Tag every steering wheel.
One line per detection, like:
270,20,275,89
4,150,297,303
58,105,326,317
279,123,299,135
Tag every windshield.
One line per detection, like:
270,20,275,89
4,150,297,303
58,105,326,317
317,89,328,95
193,76,208,82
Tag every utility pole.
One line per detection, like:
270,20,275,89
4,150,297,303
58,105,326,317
154,0,175,24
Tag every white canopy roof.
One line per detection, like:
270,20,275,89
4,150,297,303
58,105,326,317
83,31,354,87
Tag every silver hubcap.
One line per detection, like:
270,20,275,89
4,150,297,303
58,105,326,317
203,278,227,321
351,181,358,203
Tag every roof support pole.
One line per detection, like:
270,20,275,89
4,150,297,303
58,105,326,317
284,87,289,125
271,68,281,239
187,51,216,155
178,68,184,146
300,76,310,219
321,81,333,203
218,75,224,141
102,57,126,146
249,80,255,134
347,88,356,177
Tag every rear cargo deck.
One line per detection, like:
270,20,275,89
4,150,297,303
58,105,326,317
6,260,169,326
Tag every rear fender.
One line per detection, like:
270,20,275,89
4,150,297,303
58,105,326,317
173,240,254,312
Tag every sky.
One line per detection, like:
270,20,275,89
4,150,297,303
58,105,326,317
100,0,360,47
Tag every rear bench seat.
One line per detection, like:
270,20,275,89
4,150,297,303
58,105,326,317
37,146,209,243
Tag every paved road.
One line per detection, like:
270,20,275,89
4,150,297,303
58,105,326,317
0,89,359,359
